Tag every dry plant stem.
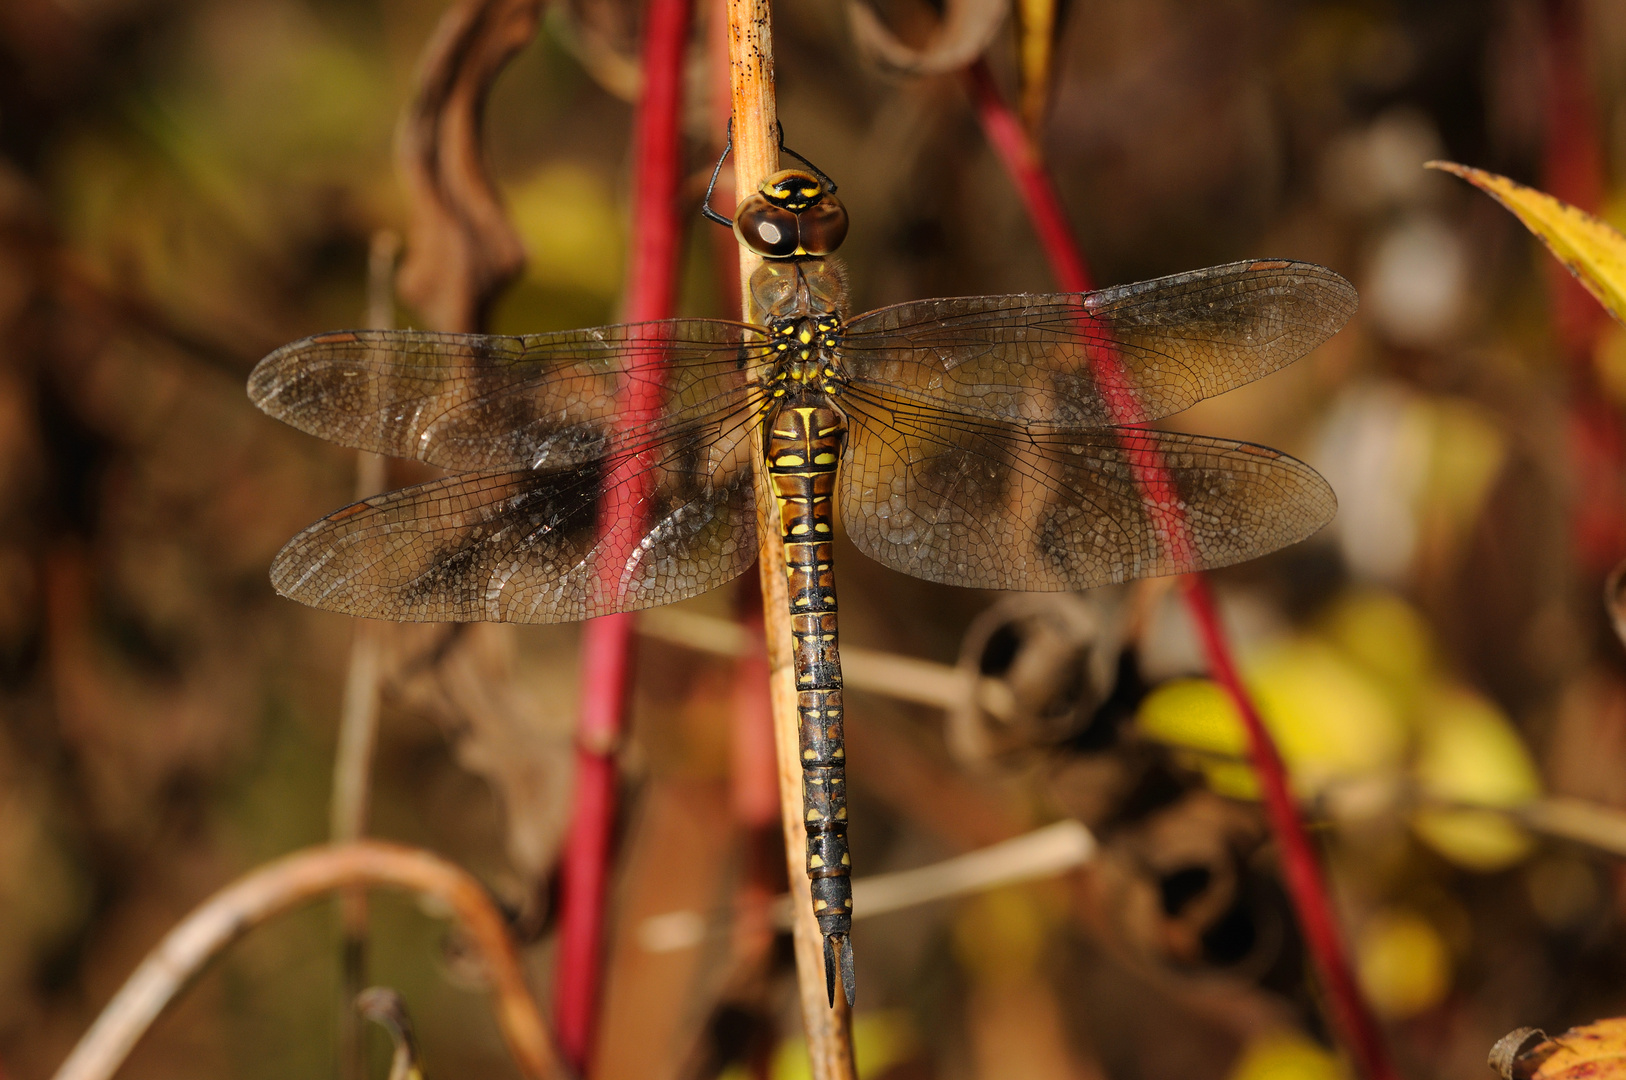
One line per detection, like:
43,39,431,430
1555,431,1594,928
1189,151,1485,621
724,0,858,1075
332,227,401,1080
49,843,561,1080
553,0,694,1067
968,61,1398,1080
776,819,1094,927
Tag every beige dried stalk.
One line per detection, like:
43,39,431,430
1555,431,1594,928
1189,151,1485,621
722,0,858,1075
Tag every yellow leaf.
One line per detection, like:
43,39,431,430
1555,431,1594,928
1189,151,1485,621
1135,642,1405,799
1320,589,1434,710
1497,1017,1626,1080
768,1010,922,1080
1428,161,1626,325
1357,910,1451,1019
1227,1031,1346,1080
1411,685,1540,870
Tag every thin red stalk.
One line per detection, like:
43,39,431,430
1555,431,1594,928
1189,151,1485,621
965,58,1398,1080
554,0,694,1067
1183,577,1396,1080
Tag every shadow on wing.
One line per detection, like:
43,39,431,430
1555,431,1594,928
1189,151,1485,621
838,390,1336,591
837,259,1357,428
248,321,768,471
270,421,759,623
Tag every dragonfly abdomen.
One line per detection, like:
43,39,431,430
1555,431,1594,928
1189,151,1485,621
765,396,855,1006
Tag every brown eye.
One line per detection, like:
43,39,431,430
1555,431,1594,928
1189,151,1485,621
734,196,800,258
797,195,848,256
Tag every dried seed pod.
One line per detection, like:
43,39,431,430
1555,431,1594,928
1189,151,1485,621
946,593,1123,767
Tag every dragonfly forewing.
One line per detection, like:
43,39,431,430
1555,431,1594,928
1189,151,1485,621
249,322,769,472
836,259,1357,429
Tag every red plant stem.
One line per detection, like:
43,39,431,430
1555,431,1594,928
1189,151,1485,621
965,58,1398,1080
554,0,694,1067
967,62,1091,294
1540,0,1606,366
1537,0,1623,573
1183,578,1396,1080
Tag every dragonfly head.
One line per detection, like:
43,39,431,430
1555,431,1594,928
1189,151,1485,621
735,169,849,260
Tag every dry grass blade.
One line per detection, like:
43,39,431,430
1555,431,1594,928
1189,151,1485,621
49,842,562,1080
778,820,1095,926
1014,0,1055,131
396,0,542,332
332,228,402,1080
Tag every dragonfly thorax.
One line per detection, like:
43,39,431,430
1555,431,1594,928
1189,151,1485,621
768,312,842,388
749,257,849,322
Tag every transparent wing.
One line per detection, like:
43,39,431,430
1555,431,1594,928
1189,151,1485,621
248,320,768,471
839,388,1335,591
837,260,1356,428
269,412,759,623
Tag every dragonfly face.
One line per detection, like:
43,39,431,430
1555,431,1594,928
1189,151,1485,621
248,155,1357,1008
734,168,849,259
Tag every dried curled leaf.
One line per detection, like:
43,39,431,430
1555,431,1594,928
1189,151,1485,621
846,0,1009,75
397,0,542,333
1489,1019,1626,1080
382,624,576,892
1428,161,1626,328
357,987,427,1080
1606,558,1626,652
544,0,641,103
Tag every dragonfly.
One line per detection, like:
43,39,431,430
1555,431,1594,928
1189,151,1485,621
249,155,1356,1008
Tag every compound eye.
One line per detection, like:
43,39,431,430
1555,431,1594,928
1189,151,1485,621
796,195,848,255
734,195,800,258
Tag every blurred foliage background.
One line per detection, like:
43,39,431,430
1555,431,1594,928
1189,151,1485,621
4,1,1626,1079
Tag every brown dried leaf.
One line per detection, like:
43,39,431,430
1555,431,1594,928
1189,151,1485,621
382,624,576,888
1489,1019,1626,1080
396,0,543,334
846,0,1009,76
